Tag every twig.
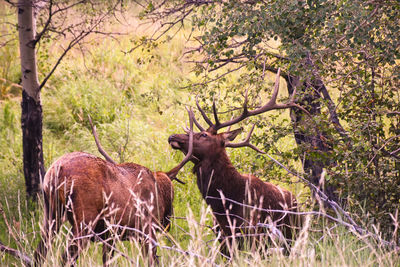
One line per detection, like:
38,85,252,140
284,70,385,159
38,0,123,91
0,240,32,266
88,229,136,264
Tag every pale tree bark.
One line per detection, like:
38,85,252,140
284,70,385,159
17,0,44,200
11,0,124,201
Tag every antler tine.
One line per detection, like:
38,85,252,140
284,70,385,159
212,98,220,128
241,67,283,115
225,124,266,154
183,107,194,161
88,115,117,164
196,95,214,128
192,110,206,132
166,107,195,183
208,68,300,131
226,89,249,133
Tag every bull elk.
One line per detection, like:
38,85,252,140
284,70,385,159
168,69,302,255
34,112,194,266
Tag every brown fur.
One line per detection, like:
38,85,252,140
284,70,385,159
34,152,173,266
169,129,301,254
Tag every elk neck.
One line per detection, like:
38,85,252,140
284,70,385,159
192,149,243,200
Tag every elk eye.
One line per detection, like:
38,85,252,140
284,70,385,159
200,133,208,138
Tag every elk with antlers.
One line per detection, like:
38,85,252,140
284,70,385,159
168,69,302,255
34,112,194,266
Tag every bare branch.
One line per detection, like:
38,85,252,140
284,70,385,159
305,52,350,141
108,224,220,266
367,135,400,165
33,0,54,46
124,2,195,54
0,37,17,48
80,222,220,266
38,1,123,91
181,63,246,90
0,241,32,267
0,204,25,255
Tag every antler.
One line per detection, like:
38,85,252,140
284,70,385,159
166,107,195,183
195,68,303,133
88,115,117,165
225,124,266,154
191,102,206,132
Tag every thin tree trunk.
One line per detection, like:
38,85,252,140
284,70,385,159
284,74,337,201
18,0,44,200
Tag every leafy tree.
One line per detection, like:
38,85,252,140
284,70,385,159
144,0,400,232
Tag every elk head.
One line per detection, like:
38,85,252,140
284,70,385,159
169,126,242,161
89,112,194,184
169,68,301,160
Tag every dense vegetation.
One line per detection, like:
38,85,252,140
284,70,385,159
0,1,399,266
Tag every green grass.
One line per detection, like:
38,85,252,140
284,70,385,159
1,198,398,266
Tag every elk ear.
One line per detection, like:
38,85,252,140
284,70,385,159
222,128,243,141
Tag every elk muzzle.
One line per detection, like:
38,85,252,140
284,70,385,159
168,134,188,151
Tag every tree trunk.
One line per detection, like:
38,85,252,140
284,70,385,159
18,0,44,200
285,74,337,201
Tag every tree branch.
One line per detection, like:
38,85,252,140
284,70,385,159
0,241,32,266
38,1,122,91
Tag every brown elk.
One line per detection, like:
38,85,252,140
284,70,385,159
34,112,194,266
168,69,302,255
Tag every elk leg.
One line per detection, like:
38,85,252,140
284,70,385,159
218,238,230,258
141,242,158,266
141,222,158,266
220,233,246,258
213,218,235,259
102,236,115,267
61,227,90,266
218,235,236,259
